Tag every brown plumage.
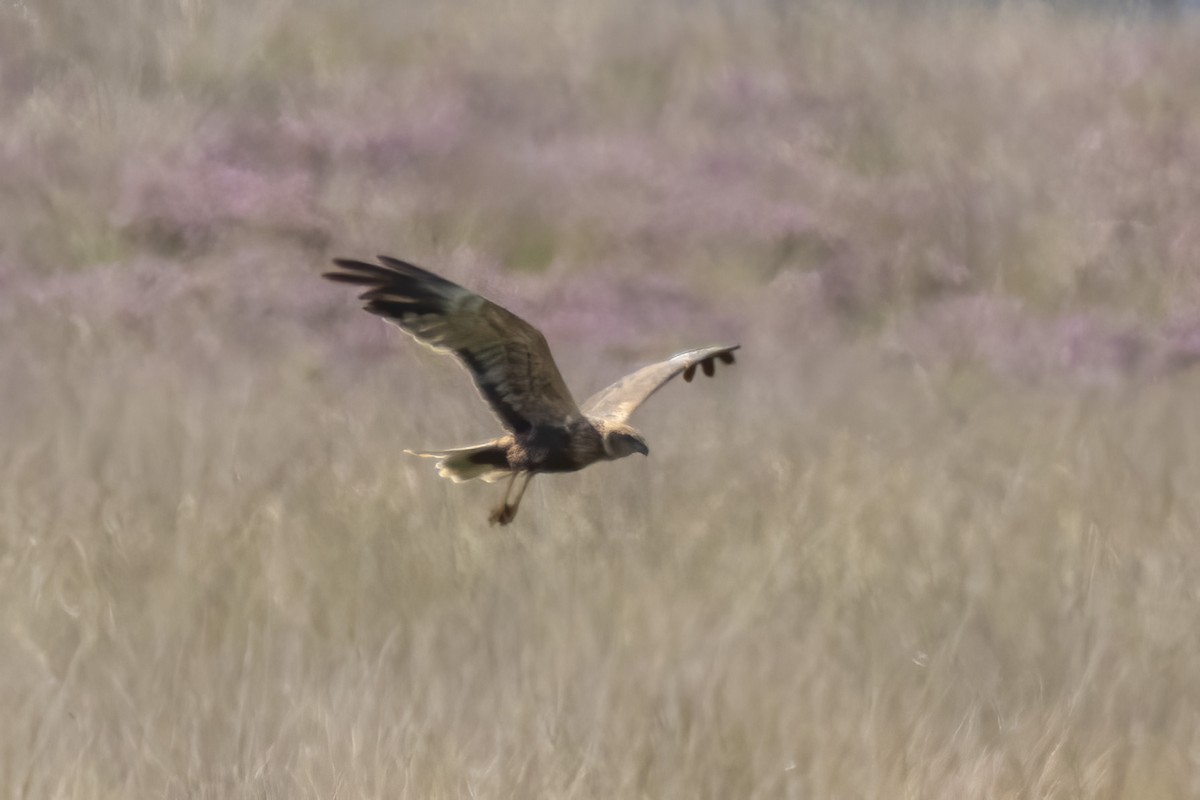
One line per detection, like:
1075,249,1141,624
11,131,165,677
324,255,739,525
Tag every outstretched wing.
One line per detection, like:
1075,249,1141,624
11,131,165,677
581,345,740,423
324,256,581,434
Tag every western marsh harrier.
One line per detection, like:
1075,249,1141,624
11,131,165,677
324,256,739,525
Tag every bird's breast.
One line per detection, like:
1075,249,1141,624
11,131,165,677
513,420,604,473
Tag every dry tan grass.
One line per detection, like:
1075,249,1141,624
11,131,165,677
4,1,1200,797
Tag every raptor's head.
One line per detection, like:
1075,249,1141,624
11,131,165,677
600,422,650,460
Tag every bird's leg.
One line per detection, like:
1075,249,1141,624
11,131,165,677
507,472,532,517
489,472,518,525
489,472,531,526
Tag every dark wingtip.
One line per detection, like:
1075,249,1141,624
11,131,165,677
325,258,397,286
377,255,428,274
329,257,377,271
376,255,462,289
323,270,373,285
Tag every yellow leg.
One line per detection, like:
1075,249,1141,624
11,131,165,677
507,473,532,515
489,472,532,526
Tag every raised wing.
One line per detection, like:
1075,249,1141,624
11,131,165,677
324,256,581,434
581,345,740,423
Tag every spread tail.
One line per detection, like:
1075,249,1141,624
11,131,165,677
405,442,511,483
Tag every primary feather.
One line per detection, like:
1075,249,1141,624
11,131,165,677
325,256,580,434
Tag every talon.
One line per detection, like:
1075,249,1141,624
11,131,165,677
489,504,515,526
701,358,715,377
718,351,735,364
683,365,696,382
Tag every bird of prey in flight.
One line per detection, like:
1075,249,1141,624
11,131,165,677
324,255,739,525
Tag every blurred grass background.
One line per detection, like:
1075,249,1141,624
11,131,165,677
4,0,1200,797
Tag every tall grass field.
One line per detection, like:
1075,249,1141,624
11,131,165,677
4,0,1200,796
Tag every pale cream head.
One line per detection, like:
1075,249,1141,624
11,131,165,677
598,421,650,459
